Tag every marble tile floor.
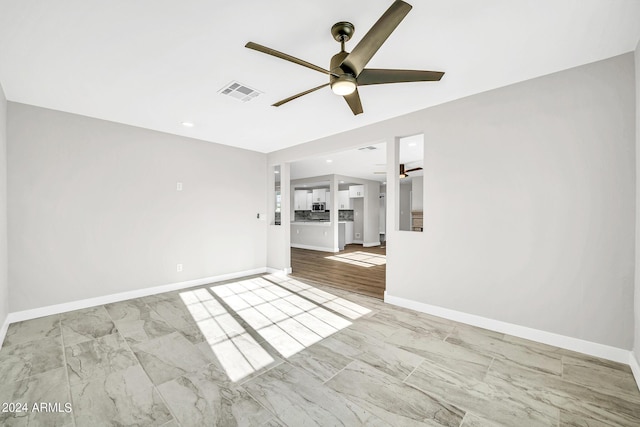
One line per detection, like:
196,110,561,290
1,274,639,426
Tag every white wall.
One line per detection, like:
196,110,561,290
8,103,268,312
401,53,636,349
267,162,291,272
411,176,424,211
0,84,8,328
634,40,640,364
399,183,411,231
269,53,636,349
353,198,364,243
379,184,386,235
363,180,381,246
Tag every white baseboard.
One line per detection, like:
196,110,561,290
363,241,381,248
266,267,292,275
4,268,269,328
291,243,335,252
384,292,630,364
629,352,640,392
352,240,363,244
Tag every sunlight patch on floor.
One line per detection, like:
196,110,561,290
180,276,371,381
179,288,274,382
324,251,387,268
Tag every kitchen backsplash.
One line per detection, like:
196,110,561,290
293,210,354,222
339,210,354,221
294,210,330,222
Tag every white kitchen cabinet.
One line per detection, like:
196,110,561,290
349,185,364,198
294,190,310,210
345,221,354,244
312,189,327,203
338,190,353,209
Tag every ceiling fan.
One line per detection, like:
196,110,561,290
375,164,423,178
245,0,444,115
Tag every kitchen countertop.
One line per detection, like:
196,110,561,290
290,221,332,226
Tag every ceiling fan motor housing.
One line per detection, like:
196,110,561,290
329,51,357,95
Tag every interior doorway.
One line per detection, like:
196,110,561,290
288,142,387,298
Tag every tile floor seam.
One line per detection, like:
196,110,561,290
401,371,471,421
401,358,424,384
237,373,280,421
241,385,278,423
557,375,640,406
458,411,468,427
103,304,182,427
59,317,77,427
484,357,496,379
237,358,285,387
322,359,357,385
485,370,636,426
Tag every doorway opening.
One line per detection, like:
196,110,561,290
288,142,387,299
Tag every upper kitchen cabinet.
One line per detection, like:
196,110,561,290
312,189,327,203
338,190,353,209
294,189,310,210
349,185,364,198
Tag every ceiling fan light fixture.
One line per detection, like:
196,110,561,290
331,75,357,96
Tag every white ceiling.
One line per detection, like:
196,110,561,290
0,0,638,154
290,134,424,182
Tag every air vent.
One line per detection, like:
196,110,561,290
219,81,262,102
358,146,378,151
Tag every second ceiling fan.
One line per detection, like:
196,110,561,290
245,0,444,115
375,163,423,178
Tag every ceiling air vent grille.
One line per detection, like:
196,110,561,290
219,81,262,102
358,146,378,151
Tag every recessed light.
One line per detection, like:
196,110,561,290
326,159,333,163
181,122,194,127
340,180,344,183
274,170,280,174
408,142,416,147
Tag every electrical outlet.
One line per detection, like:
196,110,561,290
176,182,183,191
355,233,361,238
177,264,183,272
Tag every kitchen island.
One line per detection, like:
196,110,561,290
290,221,335,252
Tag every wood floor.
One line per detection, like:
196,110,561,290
290,244,386,299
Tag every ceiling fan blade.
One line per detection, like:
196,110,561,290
272,83,330,107
404,167,423,173
358,68,444,85
341,0,412,76
343,88,363,115
246,42,337,77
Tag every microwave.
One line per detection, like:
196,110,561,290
311,202,326,212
